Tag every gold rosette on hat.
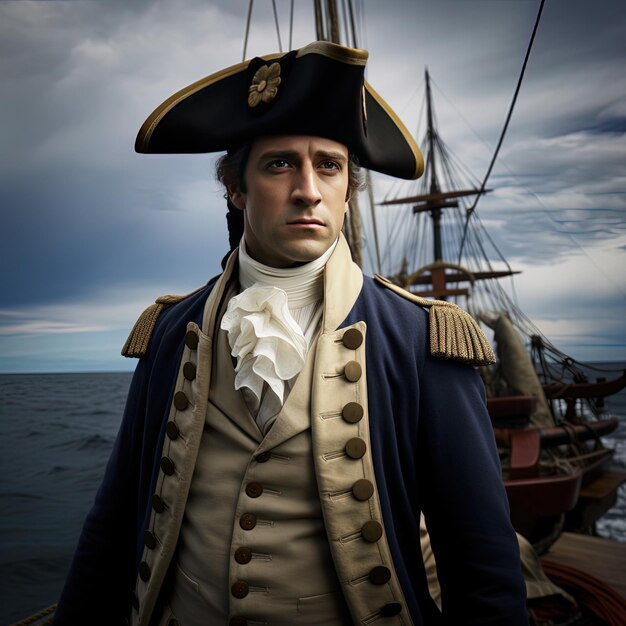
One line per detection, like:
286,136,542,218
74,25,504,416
248,62,282,107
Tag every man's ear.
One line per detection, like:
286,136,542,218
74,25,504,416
228,185,246,210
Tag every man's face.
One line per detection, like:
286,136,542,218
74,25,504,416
230,135,349,268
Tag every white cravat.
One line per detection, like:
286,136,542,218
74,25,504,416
220,239,337,433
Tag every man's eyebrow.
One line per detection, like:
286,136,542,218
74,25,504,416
257,149,348,162
316,150,348,162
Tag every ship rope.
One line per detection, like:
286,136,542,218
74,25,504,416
457,0,547,259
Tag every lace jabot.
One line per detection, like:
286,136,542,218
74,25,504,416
220,239,337,432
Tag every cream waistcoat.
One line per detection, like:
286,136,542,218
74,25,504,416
168,286,351,625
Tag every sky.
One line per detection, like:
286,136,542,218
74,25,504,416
1,0,625,373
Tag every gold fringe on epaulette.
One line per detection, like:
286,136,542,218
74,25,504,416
428,302,495,365
374,274,495,366
121,286,209,358
121,302,166,358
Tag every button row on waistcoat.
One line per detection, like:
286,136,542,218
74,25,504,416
234,546,252,564
344,360,362,382
185,330,199,350
380,602,402,617
152,494,166,513
166,421,180,440
230,616,247,626
160,456,175,475
173,390,189,411
342,328,363,350
139,561,151,582
369,566,391,585
231,580,249,598
361,520,383,542
183,361,196,381
245,482,263,498
144,529,157,550
352,479,374,501
240,513,257,530
342,402,364,423
345,437,367,459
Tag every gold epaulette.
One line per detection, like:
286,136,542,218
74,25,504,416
374,274,496,366
121,288,203,358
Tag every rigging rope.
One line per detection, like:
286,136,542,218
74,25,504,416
242,0,254,60
457,0,546,261
271,0,283,52
288,0,294,50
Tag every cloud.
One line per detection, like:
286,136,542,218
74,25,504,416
1,0,625,369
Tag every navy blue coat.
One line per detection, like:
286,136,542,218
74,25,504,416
55,275,526,625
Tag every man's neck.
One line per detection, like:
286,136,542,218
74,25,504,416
238,238,338,309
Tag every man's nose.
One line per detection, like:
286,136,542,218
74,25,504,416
291,163,322,206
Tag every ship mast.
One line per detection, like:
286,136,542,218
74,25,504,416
314,0,364,268
381,69,517,299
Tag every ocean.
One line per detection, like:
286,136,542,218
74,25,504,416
1,367,625,624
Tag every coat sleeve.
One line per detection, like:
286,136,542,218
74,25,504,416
53,357,153,626
418,356,528,625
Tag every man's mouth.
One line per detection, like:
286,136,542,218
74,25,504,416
288,218,325,226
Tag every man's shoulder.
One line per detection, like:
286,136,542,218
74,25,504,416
362,274,495,366
121,276,220,359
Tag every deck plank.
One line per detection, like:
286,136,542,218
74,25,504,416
543,532,626,599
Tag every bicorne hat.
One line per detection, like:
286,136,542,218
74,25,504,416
135,41,424,180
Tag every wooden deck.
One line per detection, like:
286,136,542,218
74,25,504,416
543,532,626,599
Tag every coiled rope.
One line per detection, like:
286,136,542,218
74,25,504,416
8,604,56,626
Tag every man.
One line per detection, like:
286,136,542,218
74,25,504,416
55,41,526,625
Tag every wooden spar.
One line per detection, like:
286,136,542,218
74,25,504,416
378,187,492,206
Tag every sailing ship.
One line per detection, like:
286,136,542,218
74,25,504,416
366,67,626,554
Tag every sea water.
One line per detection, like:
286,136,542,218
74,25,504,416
1,368,624,624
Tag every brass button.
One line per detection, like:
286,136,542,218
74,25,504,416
152,494,165,513
185,330,199,349
342,328,363,350
352,478,374,501
345,438,367,459
245,482,263,498
256,451,271,463
166,421,180,440
173,391,189,411
369,566,391,585
160,456,175,475
342,402,364,424
234,547,252,564
361,520,383,542
230,618,247,626
344,361,362,382
380,602,402,617
144,529,157,550
240,513,257,530
139,561,151,582
183,361,196,381
231,580,249,599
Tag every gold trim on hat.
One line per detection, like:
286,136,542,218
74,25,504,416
364,81,425,179
296,40,368,66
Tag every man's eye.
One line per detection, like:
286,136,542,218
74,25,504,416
269,159,290,169
320,161,340,170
